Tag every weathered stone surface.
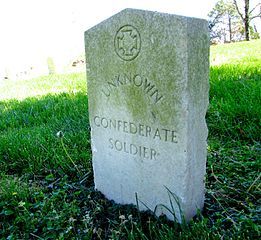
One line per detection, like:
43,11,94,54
85,8,209,222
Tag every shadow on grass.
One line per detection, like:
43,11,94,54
0,92,91,177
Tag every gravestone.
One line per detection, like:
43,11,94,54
85,8,209,222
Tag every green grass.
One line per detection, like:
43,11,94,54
0,40,260,239
0,72,86,101
210,39,261,66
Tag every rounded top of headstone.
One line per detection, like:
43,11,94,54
84,8,208,35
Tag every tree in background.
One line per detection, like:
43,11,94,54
208,0,260,43
208,0,242,43
233,0,261,41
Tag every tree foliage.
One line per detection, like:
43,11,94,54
208,0,261,43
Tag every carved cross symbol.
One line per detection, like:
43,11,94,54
114,25,141,61
118,30,138,56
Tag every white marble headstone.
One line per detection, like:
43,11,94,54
85,8,209,222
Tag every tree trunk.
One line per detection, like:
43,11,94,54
245,0,250,41
228,15,232,42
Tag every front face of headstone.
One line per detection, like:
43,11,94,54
85,9,209,222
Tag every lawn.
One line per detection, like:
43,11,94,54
0,40,260,239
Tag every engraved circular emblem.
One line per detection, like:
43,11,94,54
114,25,141,61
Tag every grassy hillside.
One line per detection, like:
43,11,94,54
0,40,260,239
209,40,261,143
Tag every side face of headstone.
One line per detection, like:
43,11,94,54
85,9,209,222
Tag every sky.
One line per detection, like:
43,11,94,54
0,0,227,74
